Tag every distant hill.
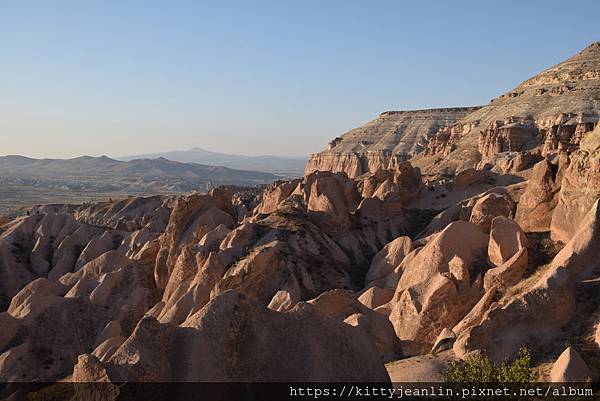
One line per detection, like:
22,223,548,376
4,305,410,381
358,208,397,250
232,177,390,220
118,147,307,178
0,155,279,215
0,155,278,190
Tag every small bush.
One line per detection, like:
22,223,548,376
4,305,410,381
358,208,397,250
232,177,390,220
445,348,537,383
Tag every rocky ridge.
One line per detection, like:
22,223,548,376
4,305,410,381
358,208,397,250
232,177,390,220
308,42,600,178
4,42,600,393
305,107,481,177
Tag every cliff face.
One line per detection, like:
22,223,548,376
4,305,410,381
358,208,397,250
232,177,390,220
424,42,600,173
309,42,600,177
550,123,600,242
305,150,413,178
306,107,481,177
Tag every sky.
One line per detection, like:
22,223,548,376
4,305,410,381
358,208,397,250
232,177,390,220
1,0,600,159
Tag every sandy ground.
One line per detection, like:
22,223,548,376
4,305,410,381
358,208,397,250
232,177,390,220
385,350,456,382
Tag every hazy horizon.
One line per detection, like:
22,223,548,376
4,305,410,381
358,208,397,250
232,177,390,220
0,146,309,160
2,0,600,159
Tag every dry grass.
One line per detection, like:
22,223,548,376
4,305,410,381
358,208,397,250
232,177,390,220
502,262,553,301
500,232,563,301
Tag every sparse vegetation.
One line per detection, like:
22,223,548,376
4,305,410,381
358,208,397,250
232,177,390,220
445,348,537,383
526,232,563,271
503,262,552,300
501,232,564,300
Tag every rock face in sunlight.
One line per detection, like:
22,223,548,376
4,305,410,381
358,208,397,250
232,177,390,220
5,42,600,390
308,42,600,177
388,221,488,355
305,107,481,178
551,123,600,243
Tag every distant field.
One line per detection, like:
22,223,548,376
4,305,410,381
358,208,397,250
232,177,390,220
0,154,282,218
0,183,178,217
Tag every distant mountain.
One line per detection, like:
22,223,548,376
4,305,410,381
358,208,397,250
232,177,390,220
0,155,278,194
0,156,280,191
118,147,307,178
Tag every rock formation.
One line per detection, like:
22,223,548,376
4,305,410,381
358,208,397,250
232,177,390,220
388,221,488,355
549,347,593,382
5,42,600,390
551,123,600,242
454,200,600,362
0,196,170,312
309,42,600,177
514,158,562,232
365,235,413,287
306,107,481,177
74,290,390,382
487,216,529,266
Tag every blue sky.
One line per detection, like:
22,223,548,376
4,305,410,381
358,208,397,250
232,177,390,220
1,0,600,158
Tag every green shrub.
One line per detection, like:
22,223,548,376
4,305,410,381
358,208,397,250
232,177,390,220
446,348,537,383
